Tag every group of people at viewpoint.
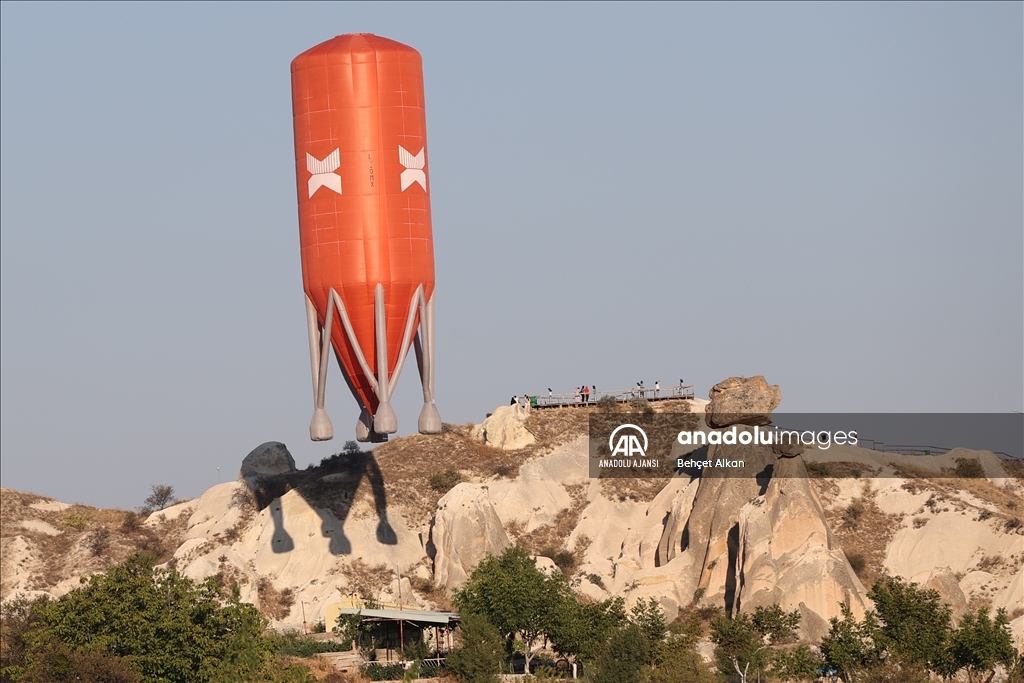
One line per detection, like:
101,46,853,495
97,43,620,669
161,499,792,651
631,380,662,399
572,385,596,404
511,393,536,409
568,380,664,405
512,379,681,409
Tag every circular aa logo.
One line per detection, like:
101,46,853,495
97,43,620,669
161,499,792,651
609,424,648,458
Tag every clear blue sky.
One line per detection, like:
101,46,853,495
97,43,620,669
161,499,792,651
2,2,1021,509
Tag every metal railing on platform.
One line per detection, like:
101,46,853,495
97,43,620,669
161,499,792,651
529,383,694,408
856,440,951,456
858,439,1017,460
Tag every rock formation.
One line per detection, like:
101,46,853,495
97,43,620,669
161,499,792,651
914,566,969,621
240,442,297,483
734,455,868,641
682,443,778,608
705,376,781,427
431,483,511,589
470,404,536,450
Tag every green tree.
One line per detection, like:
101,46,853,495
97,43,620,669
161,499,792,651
647,632,720,683
868,576,951,672
630,597,667,659
17,636,142,683
820,603,882,682
711,612,769,683
546,595,626,665
856,662,930,683
591,623,649,683
453,546,563,671
667,609,705,645
943,608,1017,683
140,484,176,514
1010,653,1024,683
1,593,50,680
445,612,504,683
13,554,310,683
333,611,365,650
752,604,801,645
771,645,824,682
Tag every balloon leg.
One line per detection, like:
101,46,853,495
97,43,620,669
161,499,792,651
355,407,372,442
415,293,442,434
305,295,334,441
372,284,398,434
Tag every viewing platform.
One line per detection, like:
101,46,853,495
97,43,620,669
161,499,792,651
529,383,694,409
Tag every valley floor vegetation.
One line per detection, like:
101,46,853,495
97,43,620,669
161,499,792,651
1,548,1021,682
395,545,1022,683
0,553,316,683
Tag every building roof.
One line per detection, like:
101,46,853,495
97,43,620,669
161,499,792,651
336,607,459,625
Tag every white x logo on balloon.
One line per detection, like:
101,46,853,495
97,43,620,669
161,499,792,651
307,149,342,197
398,146,426,192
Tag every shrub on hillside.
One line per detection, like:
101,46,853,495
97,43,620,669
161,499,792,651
256,576,295,621
846,552,867,576
120,511,142,533
843,500,865,528
60,509,89,531
954,459,985,479
139,484,176,514
539,545,577,572
805,461,833,477
86,528,111,557
628,398,654,415
429,467,462,494
317,441,364,470
552,550,576,572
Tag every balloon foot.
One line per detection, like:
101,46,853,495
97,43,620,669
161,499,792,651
355,408,372,442
373,402,398,434
310,408,334,441
418,403,442,434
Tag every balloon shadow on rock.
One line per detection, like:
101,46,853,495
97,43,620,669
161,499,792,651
246,442,397,555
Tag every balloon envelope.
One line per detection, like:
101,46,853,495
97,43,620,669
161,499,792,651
291,34,435,425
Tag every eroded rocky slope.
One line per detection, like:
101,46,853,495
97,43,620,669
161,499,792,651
3,399,1022,647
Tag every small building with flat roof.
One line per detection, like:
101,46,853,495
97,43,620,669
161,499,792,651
329,605,459,665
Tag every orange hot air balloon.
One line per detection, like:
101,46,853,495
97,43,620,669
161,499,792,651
291,34,441,442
